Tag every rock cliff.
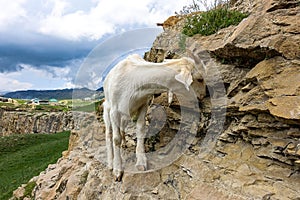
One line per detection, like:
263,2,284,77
0,109,75,136
12,0,300,199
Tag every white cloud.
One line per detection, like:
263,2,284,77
0,73,32,92
0,64,76,92
48,0,70,16
0,0,197,40
0,0,202,41
63,81,76,89
0,0,28,30
38,0,195,40
43,65,72,79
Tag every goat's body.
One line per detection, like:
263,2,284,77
103,54,198,180
104,55,187,115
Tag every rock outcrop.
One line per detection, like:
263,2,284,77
0,109,75,136
12,0,300,199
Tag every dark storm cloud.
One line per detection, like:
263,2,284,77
0,31,100,72
0,27,162,91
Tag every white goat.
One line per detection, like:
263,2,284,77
103,54,200,181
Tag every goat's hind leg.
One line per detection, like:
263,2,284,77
120,117,127,149
111,112,123,181
103,103,113,170
135,105,148,171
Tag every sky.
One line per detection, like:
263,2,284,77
0,0,201,93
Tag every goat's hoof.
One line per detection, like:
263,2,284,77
115,175,122,182
114,171,123,182
136,165,146,171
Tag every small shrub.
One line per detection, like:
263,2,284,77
182,8,248,36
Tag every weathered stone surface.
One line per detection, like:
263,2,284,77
267,96,300,120
0,109,76,136
246,57,300,97
232,57,300,122
214,0,300,61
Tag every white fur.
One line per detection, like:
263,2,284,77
103,54,197,180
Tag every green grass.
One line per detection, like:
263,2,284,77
72,100,102,113
34,104,70,112
0,102,14,108
182,8,248,36
0,98,105,113
0,131,70,200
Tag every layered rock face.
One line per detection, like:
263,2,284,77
0,109,97,137
12,0,300,199
0,109,75,136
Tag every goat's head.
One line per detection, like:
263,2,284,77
174,57,196,91
175,67,193,91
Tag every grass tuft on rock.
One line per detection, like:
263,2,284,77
182,8,248,36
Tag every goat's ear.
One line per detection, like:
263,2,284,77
175,68,193,90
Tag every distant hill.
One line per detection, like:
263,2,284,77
3,88,102,100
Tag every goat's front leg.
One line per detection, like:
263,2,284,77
136,105,148,171
111,121,123,181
